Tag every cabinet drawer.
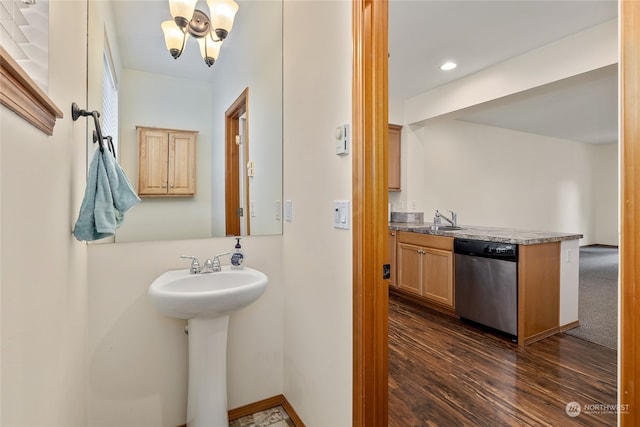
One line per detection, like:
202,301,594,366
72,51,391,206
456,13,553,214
397,231,453,251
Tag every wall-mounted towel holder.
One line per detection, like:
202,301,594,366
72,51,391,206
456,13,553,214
71,102,115,158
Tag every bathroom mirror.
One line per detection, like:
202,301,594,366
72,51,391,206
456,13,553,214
86,0,283,242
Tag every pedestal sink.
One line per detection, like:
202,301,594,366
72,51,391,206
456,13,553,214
148,266,268,427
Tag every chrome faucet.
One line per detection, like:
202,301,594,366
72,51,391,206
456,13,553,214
436,210,457,227
181,252,230,274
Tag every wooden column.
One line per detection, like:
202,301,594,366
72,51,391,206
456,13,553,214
352,0,389,425
620,1,640,424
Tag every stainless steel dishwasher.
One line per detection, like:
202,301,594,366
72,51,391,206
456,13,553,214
454,238,518,336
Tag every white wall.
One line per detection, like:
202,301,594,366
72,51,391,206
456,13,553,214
208,0,283,238
402,119,616,245
87,237,283,426
116,69,214,242
281,1,353,425
592,142,619,245
0,1,89,426
390,19,619,246
87,1,353,426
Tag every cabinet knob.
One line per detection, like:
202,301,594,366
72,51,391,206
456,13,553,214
170,184,174,188
162,184,166,188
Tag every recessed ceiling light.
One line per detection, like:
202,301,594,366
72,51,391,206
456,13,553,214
440,62,457,71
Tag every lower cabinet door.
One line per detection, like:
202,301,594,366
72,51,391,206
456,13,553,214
422,247,454,308
397,242,422,295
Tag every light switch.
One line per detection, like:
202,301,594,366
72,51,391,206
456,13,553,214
284,200,293,222
335,124,350,156
275,200,281,220
247,160,255,177
333,200,350,229
250,200,256,217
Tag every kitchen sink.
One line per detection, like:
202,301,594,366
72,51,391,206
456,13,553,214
429,225,466,231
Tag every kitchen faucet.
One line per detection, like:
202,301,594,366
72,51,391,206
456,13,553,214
436,210,457,227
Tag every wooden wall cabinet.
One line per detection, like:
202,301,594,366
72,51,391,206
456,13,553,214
137,126,197,197
388,124,402,191
396,232,454,309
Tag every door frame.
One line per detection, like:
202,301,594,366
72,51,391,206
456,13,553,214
352,0,389,425
352,1,640,425
225,88,250,236
620,2,639,425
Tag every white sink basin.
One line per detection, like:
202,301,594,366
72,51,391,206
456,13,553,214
148,265,268,426
148,266,268,319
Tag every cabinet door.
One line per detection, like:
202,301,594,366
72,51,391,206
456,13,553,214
422,247,454,308
388,124,402,191
388,230,397,287
168,132,197,195
138,129,169,195
397,242,422,295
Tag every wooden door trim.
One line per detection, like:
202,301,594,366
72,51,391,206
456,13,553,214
225,88,250,236
620,2,638,424
352,0,389,425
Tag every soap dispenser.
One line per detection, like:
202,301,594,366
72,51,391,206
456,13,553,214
231,237,245,270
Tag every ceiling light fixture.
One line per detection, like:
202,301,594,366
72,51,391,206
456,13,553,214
440,61,457,71
161,0,239,67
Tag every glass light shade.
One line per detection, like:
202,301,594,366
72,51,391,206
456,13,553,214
169,0,197,20
161,20,187,57
198,36,222,66
207,0,239,35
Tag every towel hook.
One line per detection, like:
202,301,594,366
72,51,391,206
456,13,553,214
72,102,112,156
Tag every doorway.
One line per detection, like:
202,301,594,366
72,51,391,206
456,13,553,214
225,88,250,237
353,1,640,426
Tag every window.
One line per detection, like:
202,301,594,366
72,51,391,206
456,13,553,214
0,0,61,134
0,0,49,91
102,50,119,155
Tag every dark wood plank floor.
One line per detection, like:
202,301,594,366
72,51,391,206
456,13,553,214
388,292,617,427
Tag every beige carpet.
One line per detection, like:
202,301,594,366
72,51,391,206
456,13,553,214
565,246,618,350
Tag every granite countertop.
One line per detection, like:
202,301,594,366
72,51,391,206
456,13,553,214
389,222,583,245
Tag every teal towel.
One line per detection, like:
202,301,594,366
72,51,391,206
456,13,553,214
73,149,141,241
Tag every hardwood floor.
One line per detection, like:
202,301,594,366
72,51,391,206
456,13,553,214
388,292,617,427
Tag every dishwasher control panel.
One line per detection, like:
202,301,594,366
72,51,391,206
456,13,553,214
454,239,518,262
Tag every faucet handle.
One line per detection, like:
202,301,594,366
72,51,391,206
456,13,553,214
180,255,201,274
212,252,230,272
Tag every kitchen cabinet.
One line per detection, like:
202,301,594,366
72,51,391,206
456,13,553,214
396,231,454,309
137,126,197,197
388,124,402,191
518,242,561,346
388,230,397,287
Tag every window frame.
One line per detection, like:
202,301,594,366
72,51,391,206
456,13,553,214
0,46,63,135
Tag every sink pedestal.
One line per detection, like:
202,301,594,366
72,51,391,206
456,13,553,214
187,316,230,427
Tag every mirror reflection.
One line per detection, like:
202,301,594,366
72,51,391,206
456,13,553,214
87,0,283,242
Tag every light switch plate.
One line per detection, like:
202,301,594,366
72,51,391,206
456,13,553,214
284,200,293,222
333,200,350,229
275,200,281,220
335,124,350,156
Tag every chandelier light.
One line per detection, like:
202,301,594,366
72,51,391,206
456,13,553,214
161,0,239,67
